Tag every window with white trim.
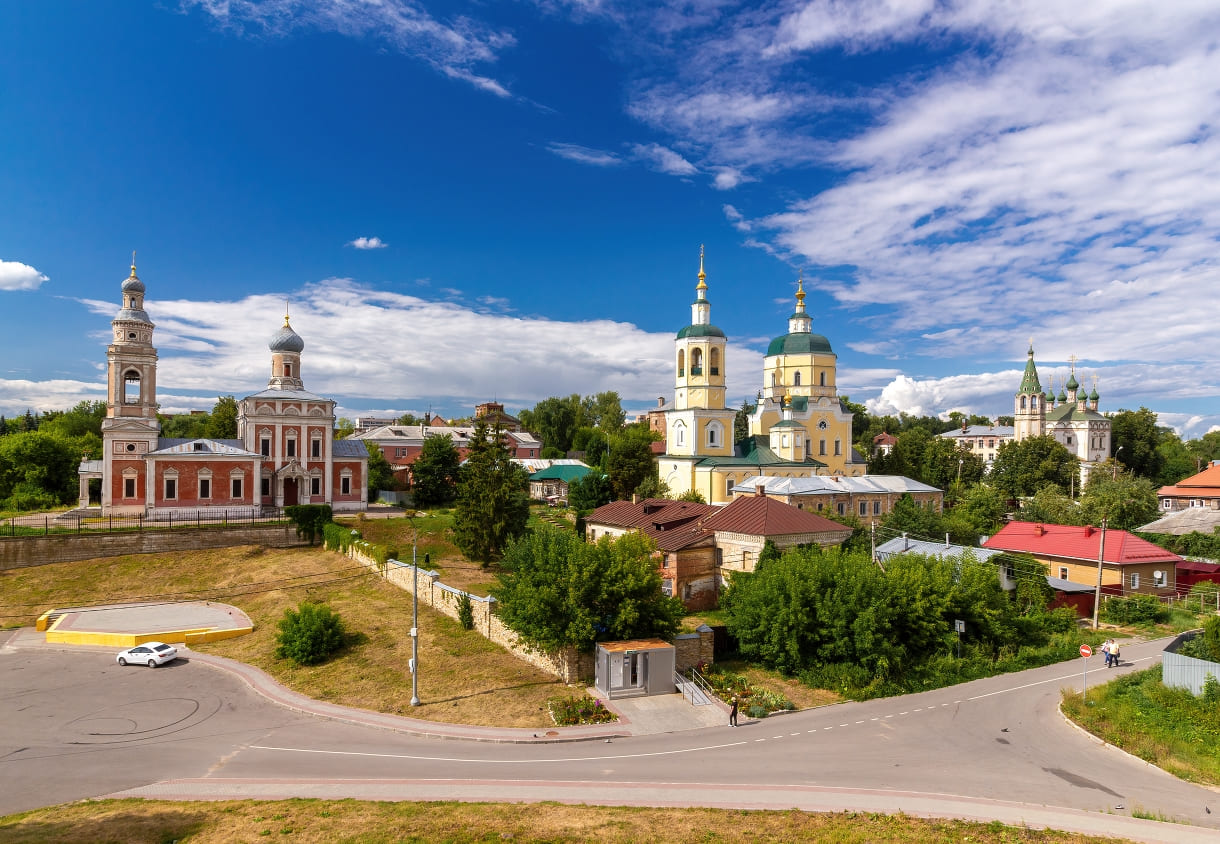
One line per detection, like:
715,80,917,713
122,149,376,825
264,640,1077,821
163,471,178,500
231,477,243,499
286,434,297,458
1129,572,1140,590
312,437,322,458
123,474,137,498
340,472,351,495
311,475,321,496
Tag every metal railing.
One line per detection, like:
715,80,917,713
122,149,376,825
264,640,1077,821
676,667,714,706
2,507,286,538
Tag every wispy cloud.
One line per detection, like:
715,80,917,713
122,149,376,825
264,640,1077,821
0,260,49,292
348,236,388,250
547,142,622,167
631,143,697,176
181,0,515,96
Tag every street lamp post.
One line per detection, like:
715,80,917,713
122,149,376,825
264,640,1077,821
410,523,421,707
1091,517,1108,630
1113,445,1124,480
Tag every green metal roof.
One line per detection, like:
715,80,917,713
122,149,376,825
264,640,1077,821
676,324,726,339
766,332,833,356
529,465,593,482
1046,404,1106,423
697,436,827,468
1017,347,1042,395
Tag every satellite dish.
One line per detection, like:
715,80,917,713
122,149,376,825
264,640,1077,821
1154,570,1164,580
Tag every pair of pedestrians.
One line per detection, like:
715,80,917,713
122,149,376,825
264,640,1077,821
1101,638,1121,668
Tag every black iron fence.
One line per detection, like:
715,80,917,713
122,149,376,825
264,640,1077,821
2,508,286,538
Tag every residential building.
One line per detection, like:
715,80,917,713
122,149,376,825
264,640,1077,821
658,253,865,504
79,259,366,516
872,431,897,456
938,424,1014,468
351,417,542,483
982,521,1180,597
528,463,593,502
732,474,942,525
1157,461,1220,511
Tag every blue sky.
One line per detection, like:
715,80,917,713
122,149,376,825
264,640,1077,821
3,1,1220,437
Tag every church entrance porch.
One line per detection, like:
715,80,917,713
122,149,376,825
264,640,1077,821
283,478,298,506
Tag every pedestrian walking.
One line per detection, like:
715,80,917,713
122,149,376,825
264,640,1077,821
1101,639,1113,668
1110,641,1120,668
729,696,739,727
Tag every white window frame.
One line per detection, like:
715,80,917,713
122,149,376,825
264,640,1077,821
163,470,178,501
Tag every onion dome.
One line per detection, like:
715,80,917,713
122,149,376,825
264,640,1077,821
121,260,145,294
270,314,305,353
768,272,832,355
678,245,726,338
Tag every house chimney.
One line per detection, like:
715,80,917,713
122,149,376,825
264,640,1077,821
632,493,639,504
1084,525,1095,537
945,532,950,549
755,483,766,497
1034,524,1045,536
903,531,909,551
657,396,665,407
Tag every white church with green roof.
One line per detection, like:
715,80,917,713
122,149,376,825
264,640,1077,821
659,250,865,505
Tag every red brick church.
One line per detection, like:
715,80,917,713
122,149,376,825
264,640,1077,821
78,260,367,516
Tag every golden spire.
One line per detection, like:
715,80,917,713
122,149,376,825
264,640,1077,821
796,271,806,306
130,250,137,277
284,300,291,327
696,244,707,291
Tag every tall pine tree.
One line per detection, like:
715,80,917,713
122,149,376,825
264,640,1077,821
453,422,530,564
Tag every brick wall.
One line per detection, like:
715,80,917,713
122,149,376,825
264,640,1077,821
0,524,308,570
673,626,714,671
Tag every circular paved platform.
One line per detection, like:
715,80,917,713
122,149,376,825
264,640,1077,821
42,601,252,647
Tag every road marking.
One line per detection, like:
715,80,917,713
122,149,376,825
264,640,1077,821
855,720,864,724
965,657,1154,701
790,732,801,736
772,735,784,739
899,712,908,715
249,742,749,764
807,730,817,733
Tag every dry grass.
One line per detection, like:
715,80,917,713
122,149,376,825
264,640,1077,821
0,544,564,727
714,659,843,710
0,799,1130,844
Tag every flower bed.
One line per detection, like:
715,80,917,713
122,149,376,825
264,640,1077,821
692,663,795,718
548,694,617,726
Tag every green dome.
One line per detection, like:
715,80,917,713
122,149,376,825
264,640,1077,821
677,324,726,339
766,332,833,356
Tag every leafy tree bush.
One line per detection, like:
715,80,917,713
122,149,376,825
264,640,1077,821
453,422,530,563
1079,470,1159,531
567,472,612,513
633,475,671,500
990,435,1078,498
607,424,660,500
411,433,460,507
275,601,348,666
364,441,398,495
1101,594,1168,625
676,489,706,503
492,525,684,652
285,504,332,544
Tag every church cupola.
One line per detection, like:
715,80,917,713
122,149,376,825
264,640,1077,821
1089,376,1100,411
788,273,812,335
104,254,159,424
673,246,727,413
1013,340,1045,440
115,255,152,331
268,309,305,390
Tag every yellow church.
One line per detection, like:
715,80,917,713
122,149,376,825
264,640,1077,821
659,250,865,504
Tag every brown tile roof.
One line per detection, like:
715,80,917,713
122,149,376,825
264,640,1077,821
701,493,851,537
982,521,1181,566
587,498,716,551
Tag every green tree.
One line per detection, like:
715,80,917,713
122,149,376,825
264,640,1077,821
944,484,1007,543
1020,484,1084,525
334,417,355,439
633,475,671,500
205,395,239,439
1109,407,1164,481
275,601,347,665
159,412,209,439
840,395,870,445
919,437,984,489
568,472,612,514
1079,469,1159,531
412,433,461,507
881,493,944,540
285,504,332,544
453,422,530,563
397,412,424,425
0,430,80,508
364,442,397,495
1156,431,1197,486
492,526,684,652
733,397,756,445
587,391,625,431
520,395,580,455
989,435,1078,498
38,400,105,440
607,424,659,500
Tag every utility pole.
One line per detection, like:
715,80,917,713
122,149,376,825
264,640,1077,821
1091,517,1108,630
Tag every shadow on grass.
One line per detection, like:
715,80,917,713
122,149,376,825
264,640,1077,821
0,807,209,844
426,678,563,705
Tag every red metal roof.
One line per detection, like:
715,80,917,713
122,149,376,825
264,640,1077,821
982,521,1182,566
701,493,850,537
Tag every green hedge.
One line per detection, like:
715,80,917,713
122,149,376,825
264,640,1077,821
322,521,390,568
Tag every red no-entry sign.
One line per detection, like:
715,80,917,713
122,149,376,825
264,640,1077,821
1080,644,1093,658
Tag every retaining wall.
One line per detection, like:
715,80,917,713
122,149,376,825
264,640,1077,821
339,544,713,684
0,524,309,570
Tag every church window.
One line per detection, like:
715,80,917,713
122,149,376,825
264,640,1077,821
164,476,177,501
1032,396,1038,409
340,473,352,495
835,439,842,456
123,476,136,498
199,477,211,499
126,443,136,452
782,434,790,448
674,422,686,448
286,435,297,458
819,371,826,387
1021,396,1027,410
312,437,322,458
677,349,685,377
312,476,321,496
805,440,811,459
819,439,826,455
284,363,292,378
794,371,802,386
261,477,270,497
818,419,828,429
710,348,720,376
231,477,243,499
726,478,735,497
771,373,777,387
690,348,703,375
260,437,271,457
123,370,141,404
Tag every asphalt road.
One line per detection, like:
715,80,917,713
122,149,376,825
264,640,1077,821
3,635,1219,842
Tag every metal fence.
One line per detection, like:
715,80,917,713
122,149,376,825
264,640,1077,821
1161,631,1220,696
2,507,286,538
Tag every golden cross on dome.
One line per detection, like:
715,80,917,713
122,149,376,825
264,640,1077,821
284,300,291,326
696,244,707,290
1068,353,1078,371
130,250,137,276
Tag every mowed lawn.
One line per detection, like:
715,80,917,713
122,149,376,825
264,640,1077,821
0,544,565,727
0,799,1128,844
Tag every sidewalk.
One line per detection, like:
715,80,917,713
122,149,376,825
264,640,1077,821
3,627,726,743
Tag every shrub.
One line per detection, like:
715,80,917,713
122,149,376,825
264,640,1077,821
547,695,616,726
1204,674,1220,705
456,592,475,630
1102,594,1168,626
285,504,332,544
275,601,348,666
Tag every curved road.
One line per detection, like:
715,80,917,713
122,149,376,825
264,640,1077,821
2,634,1217,842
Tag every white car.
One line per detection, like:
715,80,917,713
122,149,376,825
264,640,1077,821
116,642,178,667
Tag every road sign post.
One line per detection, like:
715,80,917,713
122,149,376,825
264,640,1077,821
1079,644,1092,698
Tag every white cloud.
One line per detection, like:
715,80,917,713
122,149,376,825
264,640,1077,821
547,142,622,167
0,261,49,291
182,0,515,96
348,236,388,250
631,143,698,176
712,167,747,190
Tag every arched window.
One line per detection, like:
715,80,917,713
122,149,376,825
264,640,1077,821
691,348,703,374
710,347,720,376
771,373,778,387
819,371,826,386
726,477,735,497
673,421,686,448
677,349,685,377
123,370,141,404
1021,396,1027,409
707,420,724,447
1031,396,1038,409
284,363,293,378
794,371,802,386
